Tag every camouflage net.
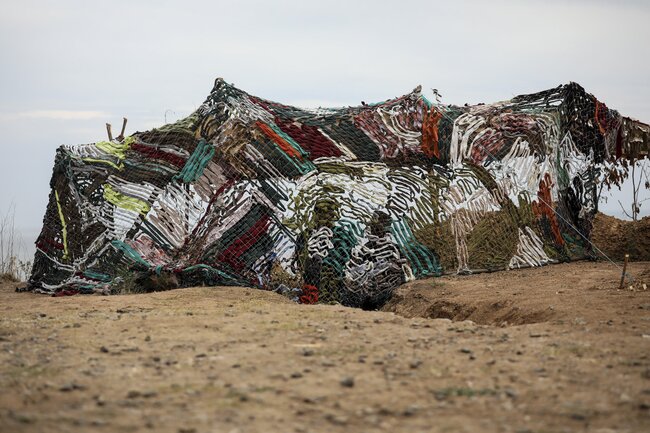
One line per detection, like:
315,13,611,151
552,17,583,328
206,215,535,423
27,79,650,306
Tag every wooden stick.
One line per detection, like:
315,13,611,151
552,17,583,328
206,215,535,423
619,253,629,289
106,123,113,141
118,117,128,140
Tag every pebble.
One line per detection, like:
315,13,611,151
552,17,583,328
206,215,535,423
137,390,158,398
403,404,420,416
59,382,86,392
570,413,587,421
340,377,355,388
325,414,348,425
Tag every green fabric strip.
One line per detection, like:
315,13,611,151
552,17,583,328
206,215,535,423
174,139,215,183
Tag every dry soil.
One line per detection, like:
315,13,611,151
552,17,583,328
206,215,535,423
1,261,650,433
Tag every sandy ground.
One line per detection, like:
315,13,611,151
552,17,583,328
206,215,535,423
1,261,650,433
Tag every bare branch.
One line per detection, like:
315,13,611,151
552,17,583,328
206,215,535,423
617,200,633,219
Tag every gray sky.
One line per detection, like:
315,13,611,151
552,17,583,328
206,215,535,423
1,0,649,259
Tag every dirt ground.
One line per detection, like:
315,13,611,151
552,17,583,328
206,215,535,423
1,261,650,433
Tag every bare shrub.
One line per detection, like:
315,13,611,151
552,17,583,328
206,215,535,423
0,204,32,282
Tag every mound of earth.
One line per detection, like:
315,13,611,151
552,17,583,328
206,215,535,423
1,261,650,433
383,261,649,324
591,212,650,261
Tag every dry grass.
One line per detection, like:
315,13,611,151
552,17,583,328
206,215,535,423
0,205,32,282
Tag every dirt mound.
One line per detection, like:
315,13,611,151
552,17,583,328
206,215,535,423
591,212,650,261
383,261,649,326
384,293,551,326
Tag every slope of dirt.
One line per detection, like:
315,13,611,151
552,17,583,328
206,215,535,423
383,261,650,325
592,212,650,261
2,262,650,433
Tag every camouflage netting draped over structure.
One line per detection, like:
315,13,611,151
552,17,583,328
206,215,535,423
27,79,650,306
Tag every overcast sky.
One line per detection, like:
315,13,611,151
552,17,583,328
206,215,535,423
1,0,649,258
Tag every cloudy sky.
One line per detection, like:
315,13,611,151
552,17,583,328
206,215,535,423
1,0,649,258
